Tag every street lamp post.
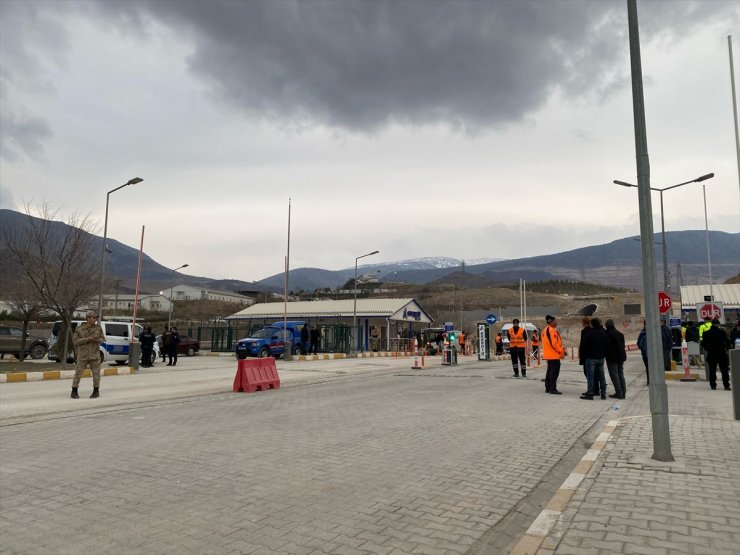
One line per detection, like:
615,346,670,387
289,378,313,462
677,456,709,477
167,264,189,329
614,173,714,292
352,250,379,354
97,177,143,321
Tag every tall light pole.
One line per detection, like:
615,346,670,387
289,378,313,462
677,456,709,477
97,177,143,320
352,250,379,354
613,172,714,292
167,264,189,329
702,184,714,301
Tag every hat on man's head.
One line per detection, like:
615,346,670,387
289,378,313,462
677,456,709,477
512,318,520,324
545,315,556,324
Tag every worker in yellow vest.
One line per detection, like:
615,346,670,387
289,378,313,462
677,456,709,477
508,318,528,378
698,316,712,380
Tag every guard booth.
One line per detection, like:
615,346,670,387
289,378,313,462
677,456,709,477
477,323,490,361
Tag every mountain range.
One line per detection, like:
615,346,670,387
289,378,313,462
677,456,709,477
1,209,737,294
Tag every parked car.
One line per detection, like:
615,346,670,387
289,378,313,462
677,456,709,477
48,320,160,365
0,326,49,360
234,321,307,359
156,334,200,357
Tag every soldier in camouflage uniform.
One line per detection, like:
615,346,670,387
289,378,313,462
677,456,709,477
71,311,106,399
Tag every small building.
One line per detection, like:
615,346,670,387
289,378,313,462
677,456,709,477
679,284,740,323
166,285,255,305
101,293,171,313
226,298,433,352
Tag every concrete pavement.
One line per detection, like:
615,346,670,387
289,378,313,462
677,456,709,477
1,353,737,554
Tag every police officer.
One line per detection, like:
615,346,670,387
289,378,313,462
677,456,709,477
701,319,731,390
71,311,105,399
167,326,180,366
139,326,155,367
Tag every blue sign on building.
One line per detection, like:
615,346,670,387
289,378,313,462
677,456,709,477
486,314,497,324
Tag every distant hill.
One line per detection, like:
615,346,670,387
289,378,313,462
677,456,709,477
257,230,739,291
2,209,736,294
0,209,281,296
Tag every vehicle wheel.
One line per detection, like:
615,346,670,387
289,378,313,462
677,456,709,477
236,353,247,360
187,347,195,357
116,360,127,366
258,347,270,358
294,345,303,356
30,344,48,360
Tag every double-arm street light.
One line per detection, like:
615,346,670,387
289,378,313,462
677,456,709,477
613,172,714,292
352,250,379,354
167,264,189,329
97,177,143,321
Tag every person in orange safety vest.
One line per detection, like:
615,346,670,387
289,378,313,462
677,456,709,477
542,315,566,394
508,319,528,378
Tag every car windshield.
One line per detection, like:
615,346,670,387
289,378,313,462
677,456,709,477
250,328,279,339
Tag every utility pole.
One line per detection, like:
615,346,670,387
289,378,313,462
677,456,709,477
627,0,673,462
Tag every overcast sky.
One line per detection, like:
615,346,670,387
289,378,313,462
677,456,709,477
1,0,738,282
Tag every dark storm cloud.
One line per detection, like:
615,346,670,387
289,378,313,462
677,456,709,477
0,110,53,162
108,0,732,133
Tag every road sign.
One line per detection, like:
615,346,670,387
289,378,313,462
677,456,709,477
696,302,724,323
486,314,497,324
444,322,453,332
658,291,672,314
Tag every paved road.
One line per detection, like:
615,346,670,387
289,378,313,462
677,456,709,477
1,354,643,554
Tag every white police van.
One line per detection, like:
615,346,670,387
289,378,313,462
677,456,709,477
48,319,160,365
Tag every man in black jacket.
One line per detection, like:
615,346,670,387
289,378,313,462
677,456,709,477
139,326,155,367
604,319,627,399
701,319,731,390
580,318,608,400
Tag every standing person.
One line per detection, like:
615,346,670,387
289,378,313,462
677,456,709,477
495,332,503,355
139,326,155,368
580,318,608,400
730,320,740,350
660,319,673,372
160,326,170,362
637,323,649,384
578,316,600,397
300,323,309,354
370,326,380,352
685,320,701,366
542,315,565,395
530,329,540,359
71,311,105,399
508,319,527,378
310,325,320,355
698,316,712,381
701,319,732,390
458,331,466,356
167,326,180,366
604,319,627,400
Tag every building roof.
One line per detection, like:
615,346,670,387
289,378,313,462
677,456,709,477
226,298,433,323
679,284,740,309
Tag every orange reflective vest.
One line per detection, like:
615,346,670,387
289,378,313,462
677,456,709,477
542,325,565,360
531,333,539,347
508,327,526,349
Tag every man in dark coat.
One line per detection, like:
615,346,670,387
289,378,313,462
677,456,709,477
660,319,673,371
139,326,155,367
300,324,309,354
605,319,627,399
580,318,608,400
167,327,180,366
701,319,731,390
309,325,320,355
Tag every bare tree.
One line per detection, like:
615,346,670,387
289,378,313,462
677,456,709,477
2,203,100,363
4,277,45,361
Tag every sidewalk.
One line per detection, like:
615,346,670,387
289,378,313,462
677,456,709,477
513,378,740,554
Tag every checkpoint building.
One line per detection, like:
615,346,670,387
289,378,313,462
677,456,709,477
225,298,433,352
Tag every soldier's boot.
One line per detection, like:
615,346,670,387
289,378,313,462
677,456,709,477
70,387,79,399
90,387,100,399
512,369,519,378
522,369,527,378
